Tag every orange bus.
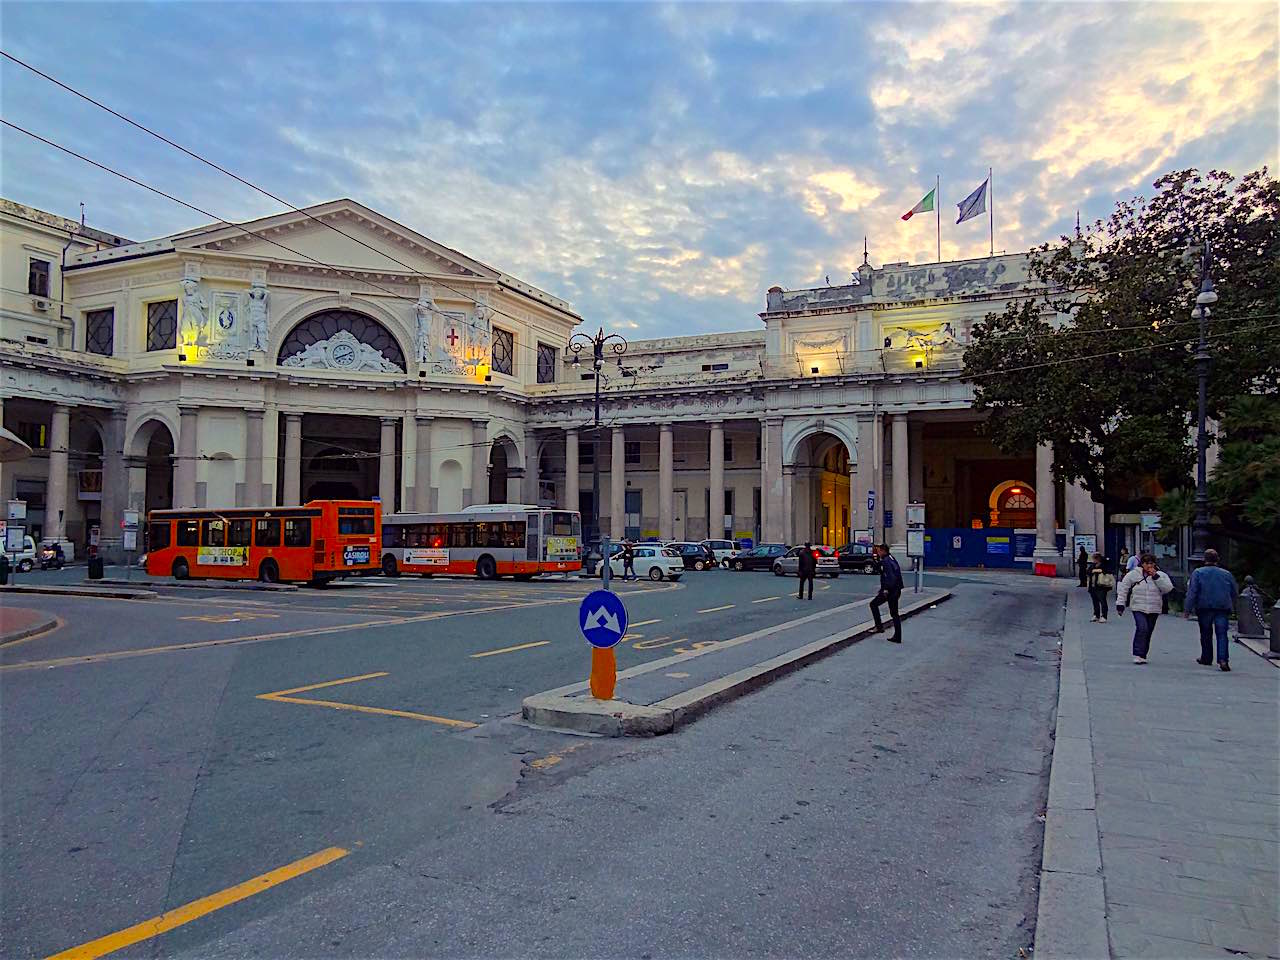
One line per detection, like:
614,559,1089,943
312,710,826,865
380,505,581,579
145,500,381,585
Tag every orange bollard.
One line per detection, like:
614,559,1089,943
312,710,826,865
590,646,617,700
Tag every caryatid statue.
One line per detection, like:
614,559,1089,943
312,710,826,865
247,281,269,352
414,287,436,364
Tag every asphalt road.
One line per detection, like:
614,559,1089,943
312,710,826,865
1,566,1061,958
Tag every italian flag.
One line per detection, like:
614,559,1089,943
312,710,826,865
901,187,935,221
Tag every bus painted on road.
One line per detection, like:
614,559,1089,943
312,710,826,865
146,500,381,585
380,505,581,579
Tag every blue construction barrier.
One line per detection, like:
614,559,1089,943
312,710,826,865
921,528,1038,569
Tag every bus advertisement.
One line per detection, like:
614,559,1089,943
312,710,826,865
146,500,381,585
381,505,581,579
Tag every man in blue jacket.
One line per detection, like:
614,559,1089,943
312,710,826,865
1185,548,1239,672
871,543,904,644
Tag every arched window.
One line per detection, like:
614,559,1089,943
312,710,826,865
277,310,405,371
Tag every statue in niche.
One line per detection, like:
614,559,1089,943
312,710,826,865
471,294,492,361
414,291,435,365
180,277,208,346
247,282,269,352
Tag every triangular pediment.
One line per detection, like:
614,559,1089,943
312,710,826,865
170,200,498,280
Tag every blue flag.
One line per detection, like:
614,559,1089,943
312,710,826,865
956,178,988,224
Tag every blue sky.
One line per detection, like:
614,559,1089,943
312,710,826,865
2,1,1275,338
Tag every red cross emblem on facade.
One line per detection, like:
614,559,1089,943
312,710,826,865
446,327,460,347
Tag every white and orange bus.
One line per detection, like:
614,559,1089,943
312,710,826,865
380,505,581,580
146,500,381,585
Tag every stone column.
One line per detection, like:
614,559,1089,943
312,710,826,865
708,421,725,540
282,413,302,505
563,428,579,512
379,418,397,511
1034,442,1057,558
610,426,626,538
468,419,488,506
658,423,674,540
524,435,539,505
909,421,925,503
762,417,784,543
244,409,265,507
175,405,198,510
782,464,795,545
99,409,127,559
890,414,909,554
43,403,71,543
414,416,432,513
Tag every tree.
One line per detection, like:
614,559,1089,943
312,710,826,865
963,167,1279,509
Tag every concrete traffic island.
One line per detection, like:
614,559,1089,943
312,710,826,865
523,588,952,737
0,605,59,645
91,577,298,592
1,583,158,600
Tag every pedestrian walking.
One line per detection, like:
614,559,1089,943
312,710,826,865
622,541,636,581
1086,552,1114,622
1076,546,1090,587
1125,550,1141,573
1184,548,1239,672
796,542,817,600
1116,553,1174,664
870,543,904,643
1118,547,1131,572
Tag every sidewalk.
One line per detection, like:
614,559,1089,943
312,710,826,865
1036,586,1280,959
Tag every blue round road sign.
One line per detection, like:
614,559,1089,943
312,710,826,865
579,589,629,649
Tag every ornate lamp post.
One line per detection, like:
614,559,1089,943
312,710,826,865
1190,239,1217,565
568,328,627,541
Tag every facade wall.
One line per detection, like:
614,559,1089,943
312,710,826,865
2,196,1096,567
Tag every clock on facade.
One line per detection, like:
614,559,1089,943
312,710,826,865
330,342,357,367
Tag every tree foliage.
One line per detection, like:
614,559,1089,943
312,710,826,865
963,167,1279,507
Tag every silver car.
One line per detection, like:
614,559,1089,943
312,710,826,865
773,545,841,578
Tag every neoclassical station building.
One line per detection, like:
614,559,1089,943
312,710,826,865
1,197,1103,565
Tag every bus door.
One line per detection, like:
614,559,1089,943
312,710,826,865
526,514,540,562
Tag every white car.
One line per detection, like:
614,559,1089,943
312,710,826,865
9,535,37,572
605,545,684,581
702,539,739,567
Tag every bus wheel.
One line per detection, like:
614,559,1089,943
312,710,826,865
382,555,400,577
476,556,497,580
258,560,279,584
649,566,664,581
172,558,189,580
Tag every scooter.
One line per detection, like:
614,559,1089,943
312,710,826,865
38,545,65,570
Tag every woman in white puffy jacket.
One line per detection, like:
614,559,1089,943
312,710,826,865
1116,553,1175,664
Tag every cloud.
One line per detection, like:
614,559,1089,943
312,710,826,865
0,1,1275,338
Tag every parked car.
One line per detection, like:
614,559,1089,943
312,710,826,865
701,539,739,567
836,543,878,573
774,545,841,578
10,535,37,572
604,544,683,581
664,541,717,571
730,543,788,571
580,539,624,576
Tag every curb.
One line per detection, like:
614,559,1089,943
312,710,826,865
1033,587,1110,960
523,589,951,737
0,614,59,646
1235,633,1280,667
0,584,158,600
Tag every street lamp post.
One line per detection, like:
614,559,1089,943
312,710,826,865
568,328,628,542
1190,239,1217,565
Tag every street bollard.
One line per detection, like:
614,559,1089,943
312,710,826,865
1236,577,1269,639
1270,600,1280,660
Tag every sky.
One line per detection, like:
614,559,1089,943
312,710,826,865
1,1,1276,339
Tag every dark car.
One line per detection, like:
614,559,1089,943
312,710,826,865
837,543,878,573
730,543,789,571
663,541,717,571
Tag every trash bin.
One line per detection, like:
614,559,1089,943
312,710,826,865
0,554,9,586
87,556,105,580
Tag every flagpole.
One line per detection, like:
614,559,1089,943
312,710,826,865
988,166,994,257
936,174,941,263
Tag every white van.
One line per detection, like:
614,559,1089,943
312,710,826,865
9,535,37,572
702,539,739,567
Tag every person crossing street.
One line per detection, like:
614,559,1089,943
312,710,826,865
871,543,904,643
796,542,817,600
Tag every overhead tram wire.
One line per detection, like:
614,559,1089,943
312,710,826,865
0,125,553,371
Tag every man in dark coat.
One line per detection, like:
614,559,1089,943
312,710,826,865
797,542,817,600
871,543,904,643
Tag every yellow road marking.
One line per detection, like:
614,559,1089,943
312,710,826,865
44,845,348,960
632,636,682,650
630,618,662,627
619,633,643,642
697,604,735,614
674,640,719,654
470,640,551,658
179,612,280,623
256,673,477,729
751,596,780,604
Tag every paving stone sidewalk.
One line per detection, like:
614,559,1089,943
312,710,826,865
1042,585,1280,959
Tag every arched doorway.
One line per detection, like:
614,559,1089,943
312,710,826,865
303,443,368,502
70,417,104,551
790,432,854,546
989,480,1036,528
